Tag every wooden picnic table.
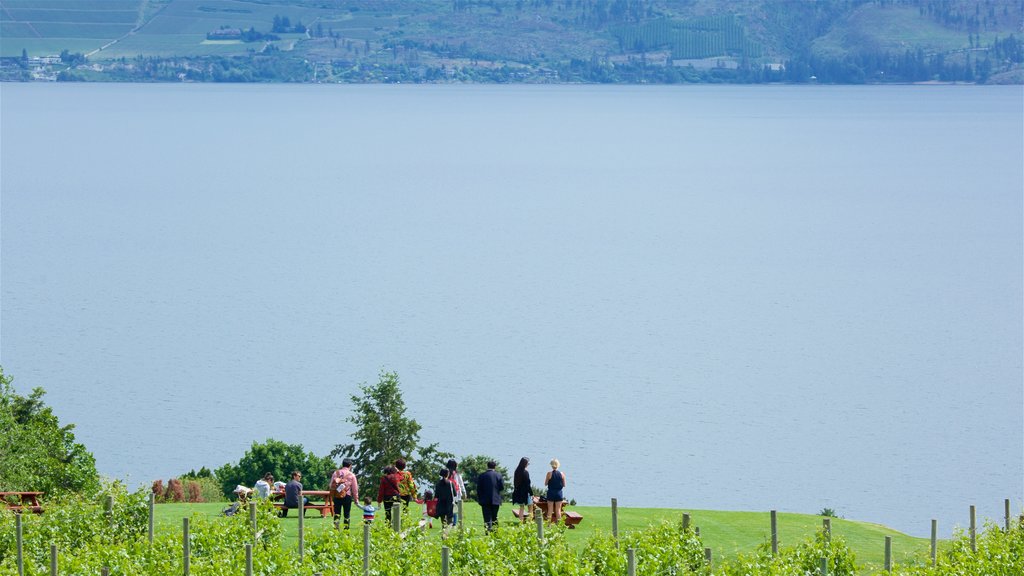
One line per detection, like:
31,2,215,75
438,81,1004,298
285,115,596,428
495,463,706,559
511,497,583,528
1,491,44,514
271,489,334,517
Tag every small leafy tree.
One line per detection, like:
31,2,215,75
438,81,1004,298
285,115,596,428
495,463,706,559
0,366,100,496
331,370,451,496
455,454,512,501
215,438,336,497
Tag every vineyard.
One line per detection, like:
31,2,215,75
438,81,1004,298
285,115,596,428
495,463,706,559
611,16,763,60
1,486,1021,575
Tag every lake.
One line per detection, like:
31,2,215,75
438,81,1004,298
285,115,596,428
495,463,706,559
1,83,1021,537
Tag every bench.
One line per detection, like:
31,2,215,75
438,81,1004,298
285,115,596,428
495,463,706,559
271,490,334,517
1,492,44,514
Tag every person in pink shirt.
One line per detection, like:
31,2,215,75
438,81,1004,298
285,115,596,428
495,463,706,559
329,458,359,529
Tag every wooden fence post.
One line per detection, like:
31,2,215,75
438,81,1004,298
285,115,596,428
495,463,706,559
249,502,257,540
49,545,57,576
820,557,828,576
441,546,450,576
1006,499,1012,531
362,522,370,576
695,526,701,536
626,548,636,576
15,514,23,576
930,519,937,566
298,497,305,562
611,498,619,546
148,492,155,544
704,547,712,567
884,536,892,572
245,543,253,576
105,495,114,529
970,505,976,552
183,518,190,576
101,568,109,576
682,512,690,533
823,518,831,543
535,511,544,540
391,501,401,531
770,510,778,555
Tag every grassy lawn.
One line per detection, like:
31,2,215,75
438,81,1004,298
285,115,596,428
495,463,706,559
155,502,937,573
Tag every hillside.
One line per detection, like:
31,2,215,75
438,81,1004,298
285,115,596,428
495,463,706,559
1,0,1022,83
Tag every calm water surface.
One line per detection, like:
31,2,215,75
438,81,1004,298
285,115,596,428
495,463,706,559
1,83,1021,537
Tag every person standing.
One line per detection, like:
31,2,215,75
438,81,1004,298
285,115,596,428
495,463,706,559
395,458,417,512
544,459,567,525
476,460,504,531
446,459,466,525
433,468,455,527
329,458,358,529
281,470,305,518
376,465,402,523
512,457,534,523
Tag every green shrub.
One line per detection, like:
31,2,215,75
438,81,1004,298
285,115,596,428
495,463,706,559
888,520,1024,576
720,529,857,576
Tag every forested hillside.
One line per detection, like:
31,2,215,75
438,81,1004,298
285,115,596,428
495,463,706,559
2,0,1021,83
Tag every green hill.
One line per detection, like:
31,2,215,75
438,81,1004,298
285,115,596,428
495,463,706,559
1,0,1021,83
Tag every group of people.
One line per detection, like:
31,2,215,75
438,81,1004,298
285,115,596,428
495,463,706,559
246,456,568,531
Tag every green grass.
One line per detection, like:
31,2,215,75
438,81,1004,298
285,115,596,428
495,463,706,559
155,502,938,574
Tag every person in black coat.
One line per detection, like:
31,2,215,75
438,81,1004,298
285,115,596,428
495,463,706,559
434,468,455,526
476,460,504,531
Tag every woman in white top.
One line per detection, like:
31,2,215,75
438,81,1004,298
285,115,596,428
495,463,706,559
254,473,274,498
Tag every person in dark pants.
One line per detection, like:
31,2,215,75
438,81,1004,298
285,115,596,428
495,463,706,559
329,458,358,529
476,460,504,531
281,470,306,517
376,465,401,524
434,468,455,527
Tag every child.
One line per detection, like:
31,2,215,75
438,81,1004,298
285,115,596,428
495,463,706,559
361,496,376,523
418,490,435,529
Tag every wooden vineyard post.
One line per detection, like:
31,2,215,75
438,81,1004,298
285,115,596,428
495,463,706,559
245,543,253,576
1006,499,1012,531
441,546,450,576
49,545,57,576
611,498,619,546
771,510,778,555
362,522,370,576
930,519,937,566
682,512,690,533
704,547,712,568
298,498,305,562
970,505,976,552
535,512,544,540
820,557,828,576
148,492,155,544
626,548,636,576
105,495,114,529
391,502,401,531
249,502,257,540
183,518,190,576
16,514,23,576
884,536,892,572
101,568,109,576
823,518,831,543
457,500,464,529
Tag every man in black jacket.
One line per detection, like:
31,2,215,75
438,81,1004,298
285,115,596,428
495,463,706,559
476,460,504,531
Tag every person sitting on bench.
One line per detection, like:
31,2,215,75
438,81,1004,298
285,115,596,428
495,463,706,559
280,470,309,517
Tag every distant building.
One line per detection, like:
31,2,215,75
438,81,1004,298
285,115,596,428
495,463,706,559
207,28,242,40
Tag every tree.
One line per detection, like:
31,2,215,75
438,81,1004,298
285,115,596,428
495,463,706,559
456,454,512,501
0,366,101,496
214,438,336,497
331,370,451,496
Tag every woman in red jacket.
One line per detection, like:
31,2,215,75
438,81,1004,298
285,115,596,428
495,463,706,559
376,465,402,523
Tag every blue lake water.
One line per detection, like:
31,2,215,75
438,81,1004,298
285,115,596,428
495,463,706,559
1,83,1021,537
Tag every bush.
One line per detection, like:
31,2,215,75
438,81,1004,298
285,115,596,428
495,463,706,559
889,520,1024,575
720,529,858,576
215,438,336,497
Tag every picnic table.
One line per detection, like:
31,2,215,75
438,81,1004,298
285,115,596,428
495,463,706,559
511,497,583,528
271,490,334,517
1,492,44,514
